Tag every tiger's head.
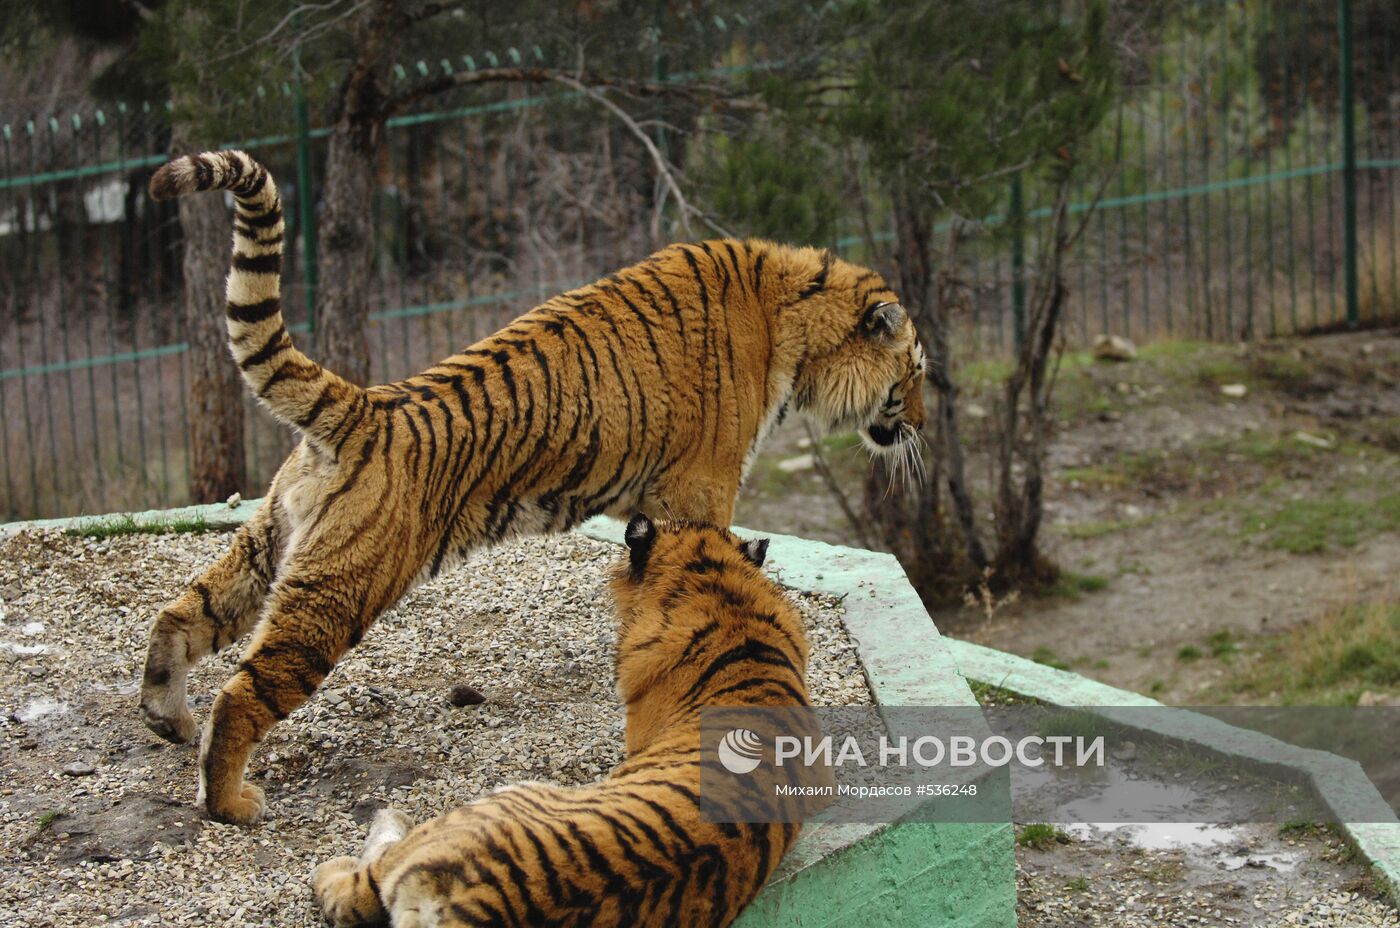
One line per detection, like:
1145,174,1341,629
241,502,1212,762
778,248,928,458
610,515,801,753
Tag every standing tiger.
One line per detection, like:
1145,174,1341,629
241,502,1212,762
140,149,926,825
313,516,818,927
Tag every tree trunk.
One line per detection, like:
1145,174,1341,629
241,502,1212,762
862,188,971,604
992,191,1072,581
312,2,401,387
173,131,246,503
316,129,378,386
862,190,985,601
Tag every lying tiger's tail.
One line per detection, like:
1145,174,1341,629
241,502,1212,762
150,150,365,453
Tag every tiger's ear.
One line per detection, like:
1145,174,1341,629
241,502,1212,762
738,537,769,568
625,514,657,576
862,301,906,339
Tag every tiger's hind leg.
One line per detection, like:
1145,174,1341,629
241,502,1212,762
140,501,284,744
197,534,413,824
312,809,414,927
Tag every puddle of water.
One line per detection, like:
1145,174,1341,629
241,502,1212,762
1,641,49,656
1220,850,1299,872
1065,821,1235,850
1064,823,1301,872
1014,758,1215,822
13,698,69,723
91,680,139,697
1018,758,1303,872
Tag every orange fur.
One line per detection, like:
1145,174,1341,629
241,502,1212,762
313,518,815,927
138,150,925,824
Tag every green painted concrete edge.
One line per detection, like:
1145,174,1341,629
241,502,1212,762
0,499,263,538
944,637,1400,905
0,502,1016,926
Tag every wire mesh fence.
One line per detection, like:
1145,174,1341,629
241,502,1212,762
1,0,1397,521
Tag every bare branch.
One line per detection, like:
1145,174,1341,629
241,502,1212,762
119,0,157,22
546,74,739,240
406,1,461,24
387,65,766,117
204,0,371,65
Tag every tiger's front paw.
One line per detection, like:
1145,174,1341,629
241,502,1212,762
206,782,266,825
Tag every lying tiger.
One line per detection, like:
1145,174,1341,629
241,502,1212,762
140,150,926,824
313,516,819,927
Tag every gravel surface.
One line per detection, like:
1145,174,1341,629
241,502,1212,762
0,527,871,927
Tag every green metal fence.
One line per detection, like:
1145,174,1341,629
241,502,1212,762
1,0,1397,521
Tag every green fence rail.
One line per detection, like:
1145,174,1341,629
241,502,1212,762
2,0,1398,521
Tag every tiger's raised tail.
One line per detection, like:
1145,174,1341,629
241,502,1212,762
150,150,364,453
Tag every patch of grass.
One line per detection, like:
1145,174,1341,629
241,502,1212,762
1063,518,1135,539
1060,466,1127,488
818,431,864,454
1037,709,1114,742
1136,339,1212,363
1207,630,1238,660
1225,599,1400,705
1148,679,1167,695
1279,821,1325,838
746,457,799,495
1250,352,1312,387
1060,350,1095,371
1071,573,1109,593
1063,876,1090,893
1203,432,1329,466
1360,416,1400,453
1239,491,1400,554
1176,645,1202,663
1084,395,1116,415
969,681,1041,706
68,512,210,538
961,358,1014,387
25,809,64,845
1016,823,1070,849
1136,859,1187,884
1031,647,1071,671
1191,354,1252,387
1046,571,1109,601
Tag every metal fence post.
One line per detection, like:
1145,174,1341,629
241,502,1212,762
1009,175,1026,352
1339,0,1359,329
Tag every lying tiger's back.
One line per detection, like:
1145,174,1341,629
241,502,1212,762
375,765,789,927
314,520,813,928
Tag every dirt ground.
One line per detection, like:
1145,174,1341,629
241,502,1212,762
735,328,1400,705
